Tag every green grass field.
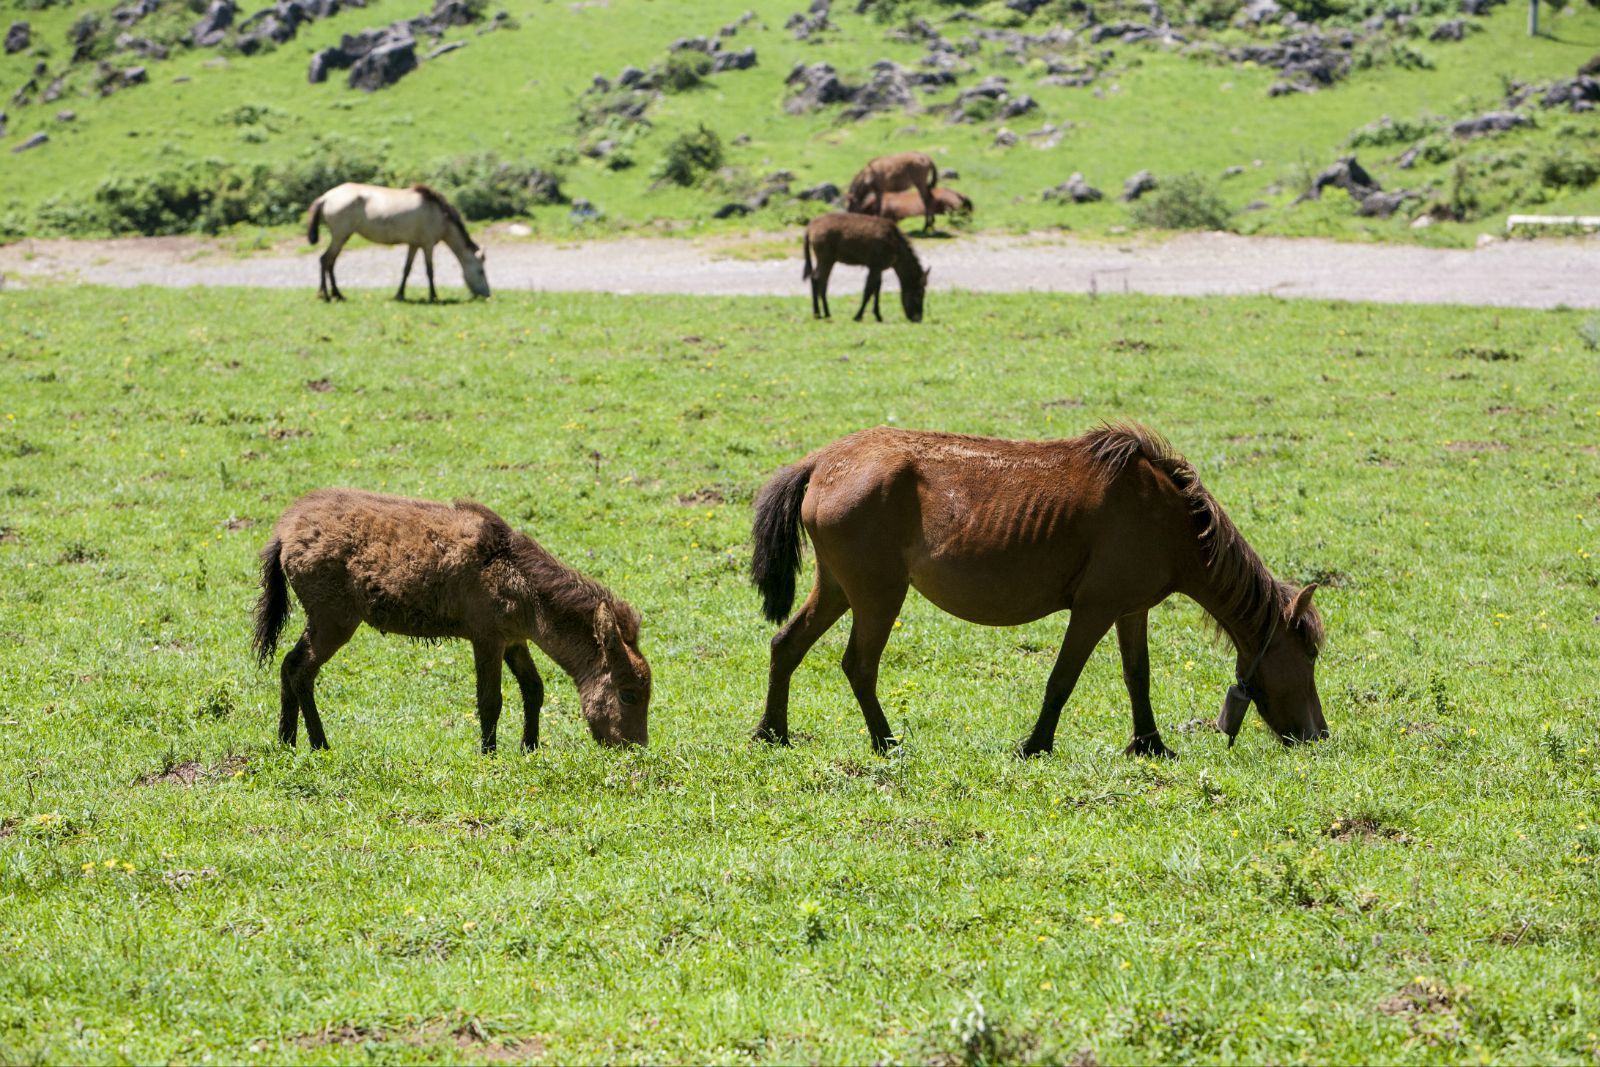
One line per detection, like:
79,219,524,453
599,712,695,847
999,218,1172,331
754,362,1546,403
3,0,1600,244
1,285,1598,1063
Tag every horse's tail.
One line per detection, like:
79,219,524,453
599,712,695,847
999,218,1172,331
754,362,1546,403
253,537,291,666
306,197,325,246
802,230,814,281
751,458,815,624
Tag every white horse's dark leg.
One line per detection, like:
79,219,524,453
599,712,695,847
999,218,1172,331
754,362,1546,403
322,234,349,302
423,246,437,302
397,247,417,301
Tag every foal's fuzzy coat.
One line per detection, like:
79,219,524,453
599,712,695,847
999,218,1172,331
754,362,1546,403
877,187,973,225
845,151,941,231
802,213,931,323
255,489,650,751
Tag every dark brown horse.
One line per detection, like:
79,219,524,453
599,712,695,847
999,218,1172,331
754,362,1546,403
254,489,651,752
845,151,940,231
802,213,931,323
878,186,973,226
750,424,1327,756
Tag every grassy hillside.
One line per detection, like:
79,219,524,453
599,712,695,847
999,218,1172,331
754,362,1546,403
1,287,1598,1062
2,0,1599,243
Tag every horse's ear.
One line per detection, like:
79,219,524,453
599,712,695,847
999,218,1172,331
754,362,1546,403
1289,583,1318,621
594,601,629,664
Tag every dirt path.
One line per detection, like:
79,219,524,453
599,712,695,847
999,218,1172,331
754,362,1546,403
3,229,1597,308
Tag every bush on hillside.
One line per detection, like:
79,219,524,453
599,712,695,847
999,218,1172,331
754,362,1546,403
423,154,568,216
653,125,723,187
1129,174,1233,230
660,50,712,93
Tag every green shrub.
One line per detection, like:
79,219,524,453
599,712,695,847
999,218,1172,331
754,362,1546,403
1536,149,1599,190
653,125,723,188
1347,114,1438,148
422,153,567,217
660,50,712,93
1129,173,1233,230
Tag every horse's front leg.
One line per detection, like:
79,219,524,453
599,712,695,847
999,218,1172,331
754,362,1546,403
472,639,505,754
504,643,544,751
854,269,880,322
1020,608,1116,757
396,246,417,301
1116,611,1174,758
423,246,437,302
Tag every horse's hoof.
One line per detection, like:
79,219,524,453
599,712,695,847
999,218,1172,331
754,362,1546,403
1016,740,1052,759
1124,735,1177,759
751,725,790,746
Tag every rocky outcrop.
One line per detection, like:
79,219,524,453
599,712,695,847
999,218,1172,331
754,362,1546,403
5,21,28,55
307,0,479,90
190,0,236,47
1043,173,1103,203
1450,111,1532,138
1122,170,1157,202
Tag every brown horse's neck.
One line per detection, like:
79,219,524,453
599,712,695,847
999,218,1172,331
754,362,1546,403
507,542,611,686
891,245,922,292
1180,535,1283,668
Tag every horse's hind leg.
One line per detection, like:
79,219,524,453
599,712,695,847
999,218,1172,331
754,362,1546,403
818,264,833,318
423,246,437,303
472,639,505,754
396,246,417,301
278,633,310,745
840,583,909,754
1019,607,1116,757
504,643,544,751
288,615,357,750
756,566,849,745
1117,611,1174,758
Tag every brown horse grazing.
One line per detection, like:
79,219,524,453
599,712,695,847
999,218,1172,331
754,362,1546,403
254,489,650,752
803,213,931,323
878,186,974,225
845,151,940,231
750,424,1327,757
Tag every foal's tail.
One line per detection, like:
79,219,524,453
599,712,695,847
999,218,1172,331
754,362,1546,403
751,458,815,624
802,231,814,281
253,537,291,666
306,197,325,246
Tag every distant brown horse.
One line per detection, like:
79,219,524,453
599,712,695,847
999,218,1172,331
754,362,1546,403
750,424,1327,756
845,151,940,231
802,213,931,323
254,489,650,752
878,186,973,226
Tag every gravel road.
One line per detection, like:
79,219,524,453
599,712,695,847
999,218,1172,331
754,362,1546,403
2,229,1596,308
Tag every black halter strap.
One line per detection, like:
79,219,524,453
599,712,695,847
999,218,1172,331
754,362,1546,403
1236,625,1275,692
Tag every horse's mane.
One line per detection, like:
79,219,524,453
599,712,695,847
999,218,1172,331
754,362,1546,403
411,183,478,252
456,500,640,642
1081,422,1324,651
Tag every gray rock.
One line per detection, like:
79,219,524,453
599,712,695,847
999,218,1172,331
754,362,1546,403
617,65,646,87
1540,76,1600,111
1239,0,1281,22
710,46,756,72
713,202,751,218
5,21,28,55
797,181,839,202
568,198,600,222
1121,169,1157,202
114,33,169,59
1005,0,1051,12
1450,110,1531,138
191,0,237,47
993,127,1019,147
1460,0,1499,14
1357,190,1411,218
0,110,6,139
1430,19,1464,42
997,93,1036,120
784,61,854,114
1090,21,1158,44
11,131,46,153
41,75,65,104
426,40,465,60
1221,165,1245,179
348,31,415,91
1044,172,1102,203
1299,155,1379,204
55,109,75,122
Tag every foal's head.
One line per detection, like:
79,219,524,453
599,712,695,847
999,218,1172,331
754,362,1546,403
1240,583,1328,744
580,601,652,745
462,245,491,299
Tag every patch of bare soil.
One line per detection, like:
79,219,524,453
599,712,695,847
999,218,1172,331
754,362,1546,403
1326,815,1415,844
138,754,248,786
676,487,726,506
305,377,334,393
1379,980,1457,1016
294,1019,544,1061
222,516,256,531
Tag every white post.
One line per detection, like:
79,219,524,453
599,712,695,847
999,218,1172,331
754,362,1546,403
1529,0,1539,35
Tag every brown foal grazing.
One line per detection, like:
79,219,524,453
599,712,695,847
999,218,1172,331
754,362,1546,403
845,151,940,230
254,489,651,752
750,424,1327,757
803,213,931,323
878,187,973,225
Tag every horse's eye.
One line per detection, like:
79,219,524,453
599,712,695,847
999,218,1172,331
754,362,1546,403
619,688,641,706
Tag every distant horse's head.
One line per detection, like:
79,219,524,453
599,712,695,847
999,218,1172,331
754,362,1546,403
899,265,931,323
580,601,651,746
462,245,491,299
1233,583,1327,744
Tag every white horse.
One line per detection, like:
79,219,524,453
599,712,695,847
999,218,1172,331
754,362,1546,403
306,183,491,302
